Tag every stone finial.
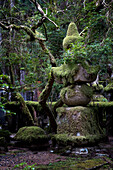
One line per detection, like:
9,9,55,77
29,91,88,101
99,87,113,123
63,22,83,50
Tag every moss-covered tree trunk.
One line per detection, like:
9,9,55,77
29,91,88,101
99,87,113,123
39,71,57,133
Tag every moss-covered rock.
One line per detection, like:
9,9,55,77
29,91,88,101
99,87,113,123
14,126,49,146
52,63,99,86
60,84,93,106
56,106,104,137
13,93,34,128
63,22,83,50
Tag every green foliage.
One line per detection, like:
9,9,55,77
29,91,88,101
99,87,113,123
13,162,36,170
61,37,112,80
62,41,87,64
0,74,16,118
0,0,113,102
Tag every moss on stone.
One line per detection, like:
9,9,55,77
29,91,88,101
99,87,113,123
5,101,58,118
52,133,105,146
63,22,83,49
104,82,113,92
52,62,79,85
60,84,93,106
14,93,34,127
56,106,104,137
60,85,73,101
92,84,104,92
14,126,49,145
52,62,99,86
89,101,113,107
81,84,93,98
92,95,108,102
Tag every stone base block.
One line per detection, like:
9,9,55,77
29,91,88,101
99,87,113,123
56,106,104,137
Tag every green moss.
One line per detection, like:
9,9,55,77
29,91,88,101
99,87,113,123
32,158,107,169
52,133,105,146
60,84,93,106
104,82,113,92
5,101,58,117
89,101,113,107
14,126,49,145
67,22,79,36
81,84,93,98
63,22,83,49
52,63,79,85
92,84,104,91
60,85,73,102
72,159,107,169
52,62,99,86
56,106,104,137
92,95,108,102
14,93,34,127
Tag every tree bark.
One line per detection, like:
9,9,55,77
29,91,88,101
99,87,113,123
39,71,57,133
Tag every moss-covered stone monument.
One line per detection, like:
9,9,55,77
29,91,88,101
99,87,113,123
52,22,105,146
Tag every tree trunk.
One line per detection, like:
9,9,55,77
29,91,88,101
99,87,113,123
39,71,57,133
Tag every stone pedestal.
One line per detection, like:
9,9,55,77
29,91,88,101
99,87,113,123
56,106,103,136
54,106,105,145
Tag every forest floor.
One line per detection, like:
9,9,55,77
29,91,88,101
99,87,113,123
0,137,113,169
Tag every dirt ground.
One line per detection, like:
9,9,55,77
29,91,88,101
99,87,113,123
0,137,113,169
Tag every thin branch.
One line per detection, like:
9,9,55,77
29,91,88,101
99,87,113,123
29,0,58,28
80,27,88,36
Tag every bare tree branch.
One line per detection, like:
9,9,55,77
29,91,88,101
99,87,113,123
0,21,45,41
29,0,58,28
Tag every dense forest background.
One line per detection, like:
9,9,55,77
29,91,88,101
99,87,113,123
0,0,113,102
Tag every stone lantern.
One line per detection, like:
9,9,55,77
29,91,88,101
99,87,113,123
52,23,105,146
